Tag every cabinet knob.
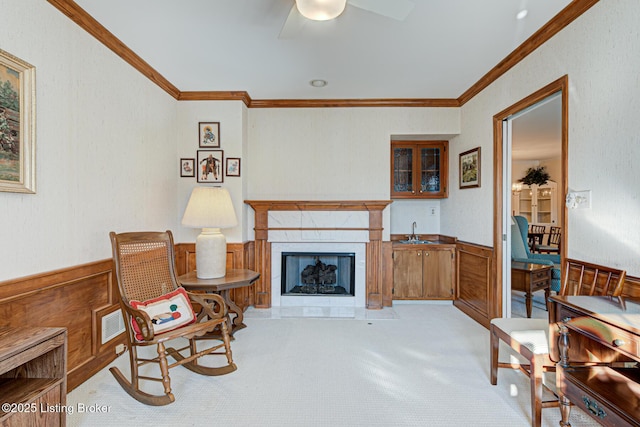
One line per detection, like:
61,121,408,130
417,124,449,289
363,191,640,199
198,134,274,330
612,338,625,347
417,252,421,256
425,252,429,256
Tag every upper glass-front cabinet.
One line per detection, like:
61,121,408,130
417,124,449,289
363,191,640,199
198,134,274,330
391,141,448,199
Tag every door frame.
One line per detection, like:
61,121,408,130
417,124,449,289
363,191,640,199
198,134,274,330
491,75,569,319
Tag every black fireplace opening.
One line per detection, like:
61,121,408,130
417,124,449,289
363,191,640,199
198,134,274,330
281,252,356,296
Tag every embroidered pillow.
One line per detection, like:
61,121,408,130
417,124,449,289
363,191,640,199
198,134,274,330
129,287,196,341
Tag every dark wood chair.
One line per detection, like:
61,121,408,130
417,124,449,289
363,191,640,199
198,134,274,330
490,259,626,427
536,226,561,254
109,230,236,406
528,224,546,252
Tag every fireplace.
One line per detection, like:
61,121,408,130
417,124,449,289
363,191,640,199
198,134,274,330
281,252,356,297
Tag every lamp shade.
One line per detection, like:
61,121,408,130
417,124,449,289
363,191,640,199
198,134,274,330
181,187,237,229
296,0,347,21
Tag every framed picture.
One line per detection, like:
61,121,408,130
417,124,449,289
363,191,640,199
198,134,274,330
197,150,224,183
226,157,241,177
0,49,36,193
459,147,481,189
180,158,195,177
198,122,220,148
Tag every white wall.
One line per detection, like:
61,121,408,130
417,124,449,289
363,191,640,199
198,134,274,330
0,0,178,281
175,101,247,244
444,0,640,275
246,107,460,238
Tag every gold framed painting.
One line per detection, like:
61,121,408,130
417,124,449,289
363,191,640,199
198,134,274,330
0,49,35,193
459,147,480,189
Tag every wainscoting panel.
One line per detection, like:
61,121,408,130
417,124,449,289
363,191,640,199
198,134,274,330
454,242,494,329
0,260,125,391
174,241,255,311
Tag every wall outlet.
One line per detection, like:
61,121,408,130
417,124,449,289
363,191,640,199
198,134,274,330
428,207,438,216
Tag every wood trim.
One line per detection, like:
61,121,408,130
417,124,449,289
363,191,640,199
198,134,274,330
458,0,599,106
178,91,252,106
245,200,392,211
492,75,568,321
46,0,180,99
454,241,494,328
247,98,459,108
0,260,125,392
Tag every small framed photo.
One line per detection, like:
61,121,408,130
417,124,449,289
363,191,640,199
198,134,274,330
180,158,195,177
197,150,224,183
199,122,220,148
459,147,481,189
226,158,241,177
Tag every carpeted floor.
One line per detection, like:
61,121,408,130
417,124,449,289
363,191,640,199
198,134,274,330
67,304,598,426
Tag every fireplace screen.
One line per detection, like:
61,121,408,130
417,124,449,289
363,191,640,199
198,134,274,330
281,252,355,296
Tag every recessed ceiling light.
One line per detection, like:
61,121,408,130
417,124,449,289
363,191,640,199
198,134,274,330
310,79,328,88
516,9,528,20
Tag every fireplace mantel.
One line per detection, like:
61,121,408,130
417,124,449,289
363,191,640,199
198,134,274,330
245,200,392,309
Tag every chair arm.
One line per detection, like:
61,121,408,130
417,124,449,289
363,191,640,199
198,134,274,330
120,299,155,341
530,253,561,264
187,291,229,321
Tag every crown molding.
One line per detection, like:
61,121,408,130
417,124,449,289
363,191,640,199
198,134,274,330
178,91,253,105
247,98,459,108
48,0,600,108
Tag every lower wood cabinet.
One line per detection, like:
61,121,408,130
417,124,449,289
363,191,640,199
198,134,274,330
0,327,67,427
392,246,455,300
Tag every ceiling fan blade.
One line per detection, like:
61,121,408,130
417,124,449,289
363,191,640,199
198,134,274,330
279,3,307,39
348,0,414,21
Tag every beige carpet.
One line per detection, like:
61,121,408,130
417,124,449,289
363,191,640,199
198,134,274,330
67,304,598,426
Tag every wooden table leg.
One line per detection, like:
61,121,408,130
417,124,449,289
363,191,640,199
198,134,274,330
219,289,246,335
525,290,533,318
557,322,572,426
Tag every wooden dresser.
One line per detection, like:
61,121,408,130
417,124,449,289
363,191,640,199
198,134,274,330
0,327,67,427
549,296,640,426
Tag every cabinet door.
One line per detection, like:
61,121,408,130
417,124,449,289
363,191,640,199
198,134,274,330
393,250,423,299
391,144,416,197
422,249,454,299
391,141,448,199
533,183,557,225
418,142,448,198
517,188,533,223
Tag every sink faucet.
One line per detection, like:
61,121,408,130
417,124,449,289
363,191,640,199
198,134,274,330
407,221,419,242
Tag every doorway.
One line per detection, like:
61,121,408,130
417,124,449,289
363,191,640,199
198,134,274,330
492,76,568,319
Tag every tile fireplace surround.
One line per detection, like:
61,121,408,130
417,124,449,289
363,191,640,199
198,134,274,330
245,200,392,309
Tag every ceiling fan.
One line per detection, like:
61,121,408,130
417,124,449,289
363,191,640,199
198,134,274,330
279,0,415,39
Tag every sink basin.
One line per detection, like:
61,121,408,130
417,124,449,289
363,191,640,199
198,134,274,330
398,240,435,244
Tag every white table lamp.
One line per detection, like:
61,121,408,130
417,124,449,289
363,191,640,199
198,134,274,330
181,187,238,279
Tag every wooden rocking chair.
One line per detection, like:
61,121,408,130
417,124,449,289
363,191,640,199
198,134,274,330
109,230,237,406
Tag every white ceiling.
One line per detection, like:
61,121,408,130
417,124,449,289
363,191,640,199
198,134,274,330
74,0,572,100
512,95,562,161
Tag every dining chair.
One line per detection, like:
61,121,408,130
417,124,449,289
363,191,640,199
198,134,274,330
528,224,546,252
536,226,561,254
